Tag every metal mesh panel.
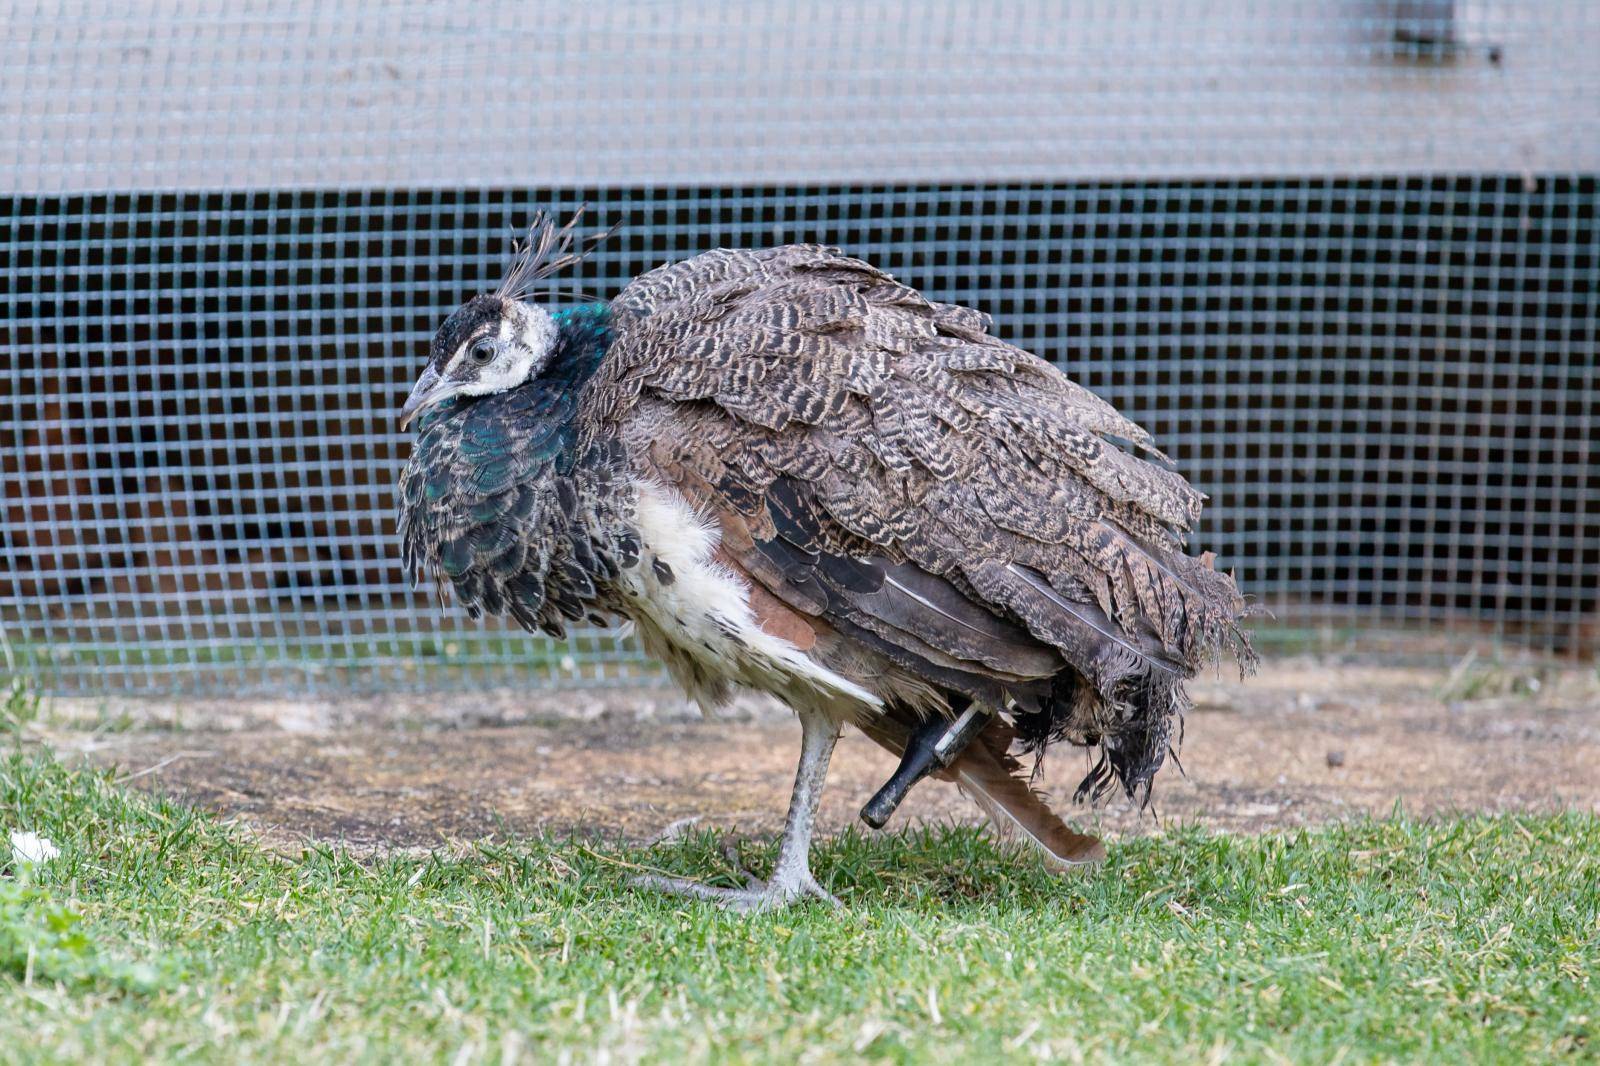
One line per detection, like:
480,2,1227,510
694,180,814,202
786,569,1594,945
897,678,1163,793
2,3,1597,696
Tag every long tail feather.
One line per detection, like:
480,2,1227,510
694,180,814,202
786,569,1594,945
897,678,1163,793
857,713,1105,870
941,724,1105,870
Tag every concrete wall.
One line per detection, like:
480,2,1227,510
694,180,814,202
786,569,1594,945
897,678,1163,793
3,0,1597,193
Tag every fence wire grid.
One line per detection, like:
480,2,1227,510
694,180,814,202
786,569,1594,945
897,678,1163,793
2,2,1597,697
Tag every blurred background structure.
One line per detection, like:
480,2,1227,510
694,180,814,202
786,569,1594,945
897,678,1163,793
2,1,1596,696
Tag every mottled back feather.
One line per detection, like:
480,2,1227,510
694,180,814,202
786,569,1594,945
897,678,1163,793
587,245,1254,797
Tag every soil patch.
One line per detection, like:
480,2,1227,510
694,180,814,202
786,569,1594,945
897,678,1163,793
49,659,1600,850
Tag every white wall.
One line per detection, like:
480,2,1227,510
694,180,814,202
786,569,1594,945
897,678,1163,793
3,0,1596,193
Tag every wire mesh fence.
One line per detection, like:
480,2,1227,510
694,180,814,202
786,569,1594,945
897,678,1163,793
2,3,1597,696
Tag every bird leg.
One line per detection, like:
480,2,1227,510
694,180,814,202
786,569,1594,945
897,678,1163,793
632,708,842,912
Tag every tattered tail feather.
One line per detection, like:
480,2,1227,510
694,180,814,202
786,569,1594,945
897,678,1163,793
991,543,1254,807
1068,668,1186,805
1114,537,1258,678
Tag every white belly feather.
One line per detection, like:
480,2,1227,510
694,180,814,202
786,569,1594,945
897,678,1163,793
620,480,881,716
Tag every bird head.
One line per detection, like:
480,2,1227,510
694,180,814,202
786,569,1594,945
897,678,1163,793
398,295,556,429
399,209,615,430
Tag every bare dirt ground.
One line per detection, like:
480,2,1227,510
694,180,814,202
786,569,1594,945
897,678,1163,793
42,658,1600,851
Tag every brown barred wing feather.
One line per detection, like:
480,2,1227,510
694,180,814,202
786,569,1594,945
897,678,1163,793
588,244,1253,800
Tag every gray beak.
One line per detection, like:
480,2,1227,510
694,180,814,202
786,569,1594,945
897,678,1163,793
398,366,447,430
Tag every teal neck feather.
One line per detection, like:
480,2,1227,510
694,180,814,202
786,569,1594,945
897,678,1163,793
544,302,614,390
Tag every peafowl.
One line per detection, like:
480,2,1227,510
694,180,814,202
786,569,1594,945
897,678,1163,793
397,213,1253,910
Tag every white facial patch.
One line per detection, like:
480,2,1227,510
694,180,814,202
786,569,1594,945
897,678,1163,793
451,302,559,397
511,300,559,363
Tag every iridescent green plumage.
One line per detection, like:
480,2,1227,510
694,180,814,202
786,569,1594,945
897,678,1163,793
398,304,636,635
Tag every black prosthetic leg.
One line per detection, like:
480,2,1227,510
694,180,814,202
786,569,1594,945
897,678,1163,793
860,699,990,829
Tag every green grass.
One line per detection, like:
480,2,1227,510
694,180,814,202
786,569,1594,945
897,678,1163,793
1,754,1596,1064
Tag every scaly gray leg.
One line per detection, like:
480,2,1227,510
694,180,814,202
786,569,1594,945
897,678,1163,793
633,708,842,912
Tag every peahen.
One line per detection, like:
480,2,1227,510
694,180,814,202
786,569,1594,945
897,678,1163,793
397,213,1253,910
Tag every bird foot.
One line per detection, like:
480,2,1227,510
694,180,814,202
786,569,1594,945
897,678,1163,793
630,872,840,912
632,843,841,912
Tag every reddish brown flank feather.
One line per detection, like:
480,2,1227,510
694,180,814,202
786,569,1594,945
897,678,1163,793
714,547,819,651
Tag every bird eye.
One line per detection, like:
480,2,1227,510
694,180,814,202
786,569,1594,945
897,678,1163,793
468,340,496,365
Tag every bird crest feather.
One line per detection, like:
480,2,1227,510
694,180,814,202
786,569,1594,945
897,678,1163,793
495,207,620,302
